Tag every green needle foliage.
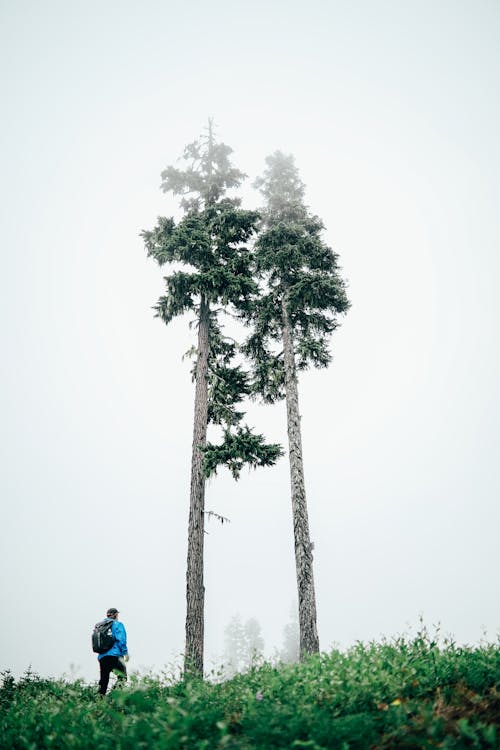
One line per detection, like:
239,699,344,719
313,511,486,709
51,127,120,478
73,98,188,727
141,122,282,675
142,129,283,478
204,315,282,479
245,151,350,401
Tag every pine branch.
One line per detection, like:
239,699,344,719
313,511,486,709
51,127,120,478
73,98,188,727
203,427,283,479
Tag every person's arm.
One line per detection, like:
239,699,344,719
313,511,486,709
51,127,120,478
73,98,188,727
112,622,128,657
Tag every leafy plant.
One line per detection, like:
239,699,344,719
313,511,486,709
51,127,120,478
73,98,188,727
2,634,498,749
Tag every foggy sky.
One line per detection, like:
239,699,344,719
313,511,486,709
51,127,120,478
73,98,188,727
1,0,499,682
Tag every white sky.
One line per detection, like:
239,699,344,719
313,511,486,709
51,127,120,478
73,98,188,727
1,0,499,682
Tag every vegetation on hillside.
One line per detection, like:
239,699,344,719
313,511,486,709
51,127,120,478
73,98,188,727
2,631,499,749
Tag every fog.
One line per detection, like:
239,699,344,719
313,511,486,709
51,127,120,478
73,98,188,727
1,0,499,683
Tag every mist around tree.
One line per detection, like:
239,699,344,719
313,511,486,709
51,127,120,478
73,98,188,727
279,603,300,664
222,605,300,676
142,122,282,676
142,124,349,677
245,152,350,659
222,616,265,677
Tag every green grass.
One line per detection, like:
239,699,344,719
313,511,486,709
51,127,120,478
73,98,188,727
1,632,499,749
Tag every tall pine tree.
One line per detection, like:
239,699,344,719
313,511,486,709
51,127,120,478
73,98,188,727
245,152,350,658
142,124,282,676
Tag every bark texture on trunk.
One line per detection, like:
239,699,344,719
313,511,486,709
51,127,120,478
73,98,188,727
184,297,210,676
281,294,320,658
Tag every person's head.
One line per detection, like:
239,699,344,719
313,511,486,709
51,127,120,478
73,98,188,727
106,608,119,620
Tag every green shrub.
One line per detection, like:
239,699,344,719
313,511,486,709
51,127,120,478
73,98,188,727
1,634,499,749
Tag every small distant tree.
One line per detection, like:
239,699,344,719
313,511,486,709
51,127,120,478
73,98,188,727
244,617,265,664
223,615,265,676
223,615,246,676
142,123,282,676
245,152,350,658
279,602,300,663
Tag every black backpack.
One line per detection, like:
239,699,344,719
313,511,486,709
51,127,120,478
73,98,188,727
92,619,115,654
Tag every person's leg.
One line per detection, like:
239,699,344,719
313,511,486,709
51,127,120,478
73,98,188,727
111,657,127,688
98,656,114,695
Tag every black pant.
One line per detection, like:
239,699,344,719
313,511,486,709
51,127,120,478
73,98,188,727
98,656,127,695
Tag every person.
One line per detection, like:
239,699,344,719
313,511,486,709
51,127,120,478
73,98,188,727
97,607,129,695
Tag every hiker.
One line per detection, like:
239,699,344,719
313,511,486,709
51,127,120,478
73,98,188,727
94,607,129,695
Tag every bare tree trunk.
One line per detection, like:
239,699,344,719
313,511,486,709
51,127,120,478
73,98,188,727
281,293,320,658
184,296,210,676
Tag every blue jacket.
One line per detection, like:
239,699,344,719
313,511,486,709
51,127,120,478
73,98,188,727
97,618,128,661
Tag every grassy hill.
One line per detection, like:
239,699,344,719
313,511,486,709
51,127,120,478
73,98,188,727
1,632,499,749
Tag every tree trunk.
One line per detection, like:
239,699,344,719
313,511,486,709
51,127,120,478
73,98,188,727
184,296,210,676
281,293,320,658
